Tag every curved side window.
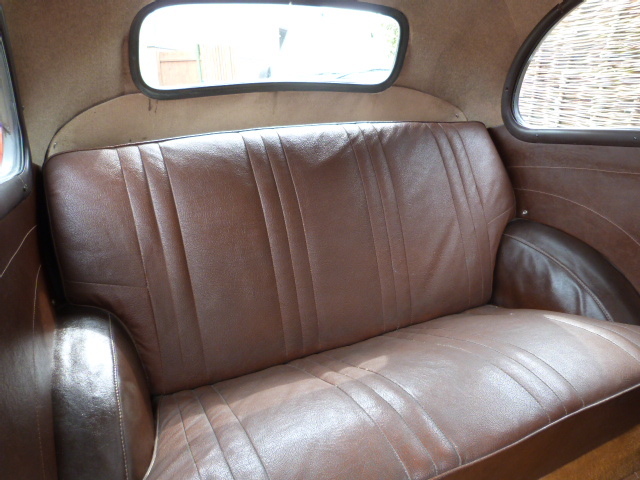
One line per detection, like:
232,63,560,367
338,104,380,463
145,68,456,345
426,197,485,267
0,37,24,183
504,0,640,145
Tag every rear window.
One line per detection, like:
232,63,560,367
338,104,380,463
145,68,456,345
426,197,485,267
130,2,408,99
516,0,640,130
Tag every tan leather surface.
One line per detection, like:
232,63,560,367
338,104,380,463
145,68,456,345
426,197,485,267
145,306,640,480
0,189,57,479
493,219,640,325
489,125,640,295
53,306,155,480
45,121,514,394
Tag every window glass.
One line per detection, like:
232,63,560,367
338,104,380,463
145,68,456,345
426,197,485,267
517,0,640,130
136,3,404,92
0,38,23,182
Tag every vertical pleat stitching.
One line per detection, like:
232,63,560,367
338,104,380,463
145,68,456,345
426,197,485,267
396,330,564,418
287,363,411,480
191,390,237,480
259,133,307,353
387,333,554,425
157,143,210,379
425,126,473,310
437,124,484,303
304,354,440,476
241,134,289,358
343,126,387,331
447,125,492,300
173,396,204,480
210,386,272,480
370,125,413,327
116,146,167,393
319,350,462,466
275,131,320,351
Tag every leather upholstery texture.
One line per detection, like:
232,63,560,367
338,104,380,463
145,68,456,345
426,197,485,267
490,125,640,295
44,121,515,394
145,306,640,480
0,188,57,480
52,306,154,480
493,219,640,325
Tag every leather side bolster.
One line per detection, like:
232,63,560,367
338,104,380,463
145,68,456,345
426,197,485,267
53,306,155,480
492,219,640,325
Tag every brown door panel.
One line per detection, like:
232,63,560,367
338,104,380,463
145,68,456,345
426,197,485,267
490,125,640,293
0,186,57,479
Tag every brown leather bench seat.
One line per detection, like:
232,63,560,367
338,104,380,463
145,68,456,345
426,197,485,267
44,122,640,480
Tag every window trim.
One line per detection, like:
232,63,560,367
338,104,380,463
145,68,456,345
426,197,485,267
129,0,409,100
0,7,32,220
502,0,640,147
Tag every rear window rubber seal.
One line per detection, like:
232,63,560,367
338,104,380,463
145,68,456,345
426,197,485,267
129,0,410,100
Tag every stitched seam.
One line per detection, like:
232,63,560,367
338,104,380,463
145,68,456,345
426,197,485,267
287,363,411,480
276,131,320,350
210,385,272,480
318,352,463,466
173,396,204,480
241,134,288,358
0,224,36,278
425,339,552,422
191,390,237,480
515,188,640,249
508,165,640,176
397,330,565,416
64,279,146,289
452,124,493,297
426,124,472,309
118,146,167,393
440,124,485,300
109,314,130,480
545,316,640,365
31,266,46,480
487,205,514,226
305,356,440,475
504,233,614,322
359,124,399,323
372,125,413,322
260,134,305,352
485,338,585,408
344,126,386,330
157,143,209,377
605,323,640,345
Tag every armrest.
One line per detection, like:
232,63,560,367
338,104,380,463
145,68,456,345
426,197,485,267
492,219,640,325
53,306,155,480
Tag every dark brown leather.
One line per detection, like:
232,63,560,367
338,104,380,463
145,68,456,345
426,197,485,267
0,185,58,480
493,219,640,325
44,121,515,394
52,306,155,480
145,306,640,480
489,125,640,295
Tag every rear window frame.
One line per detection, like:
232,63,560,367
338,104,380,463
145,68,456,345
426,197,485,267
129,0,409,100
503,0,640,147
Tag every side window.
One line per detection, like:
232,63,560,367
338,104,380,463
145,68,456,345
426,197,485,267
0,37,23,183
506,0,640,142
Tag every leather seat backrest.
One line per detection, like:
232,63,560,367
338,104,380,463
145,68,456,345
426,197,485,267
45,122,514,394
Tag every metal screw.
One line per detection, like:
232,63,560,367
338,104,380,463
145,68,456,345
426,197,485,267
522,210,529,216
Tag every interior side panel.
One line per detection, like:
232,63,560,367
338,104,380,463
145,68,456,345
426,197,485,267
490,125,640,294
0,185,57,479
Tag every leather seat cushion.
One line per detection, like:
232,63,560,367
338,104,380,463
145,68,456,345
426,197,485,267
144,306,640,480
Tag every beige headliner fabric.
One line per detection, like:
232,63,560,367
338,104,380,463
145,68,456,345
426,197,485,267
47,87,465,155
1,0,558,163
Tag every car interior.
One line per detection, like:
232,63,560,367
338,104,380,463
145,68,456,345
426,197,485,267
2,0,640,479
